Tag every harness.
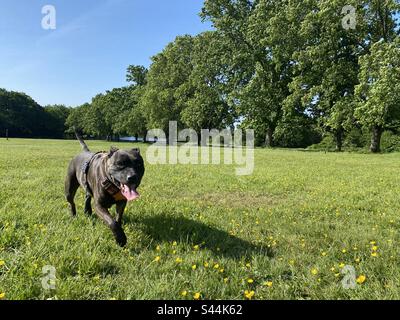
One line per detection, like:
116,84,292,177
81,152,126,201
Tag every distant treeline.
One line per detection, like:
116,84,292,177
1,0,400,152
0,89,70,139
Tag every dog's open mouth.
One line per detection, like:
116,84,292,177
121,184,140,201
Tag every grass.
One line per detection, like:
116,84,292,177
1,138,400,300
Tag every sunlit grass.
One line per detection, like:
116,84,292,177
1,139,400,300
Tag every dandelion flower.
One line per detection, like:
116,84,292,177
204,262,209,268
156,246,161,251
339,263,345,269
372,246,378,251
264,281,273,288
247,278,254,284
244,290,255,300
214,264,220,269
224,278,229,283
192,265,197,270
175,258,183,264
356,275,366,284
0,293,5,300
172,241,177,246
193,292,201,300
311,268,318,275
0,260,5,267
154,256,161,262
342,249,347,254
181,291,188,297
371,252,378,257
246,263,251,268
193,245,199,251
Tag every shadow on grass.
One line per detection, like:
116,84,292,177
127,214,273,259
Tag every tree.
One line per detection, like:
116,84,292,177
181,31,235,133
44,105,70,138
126,65,148,86
140,35,195,134
201,0,301,147
355,39,400,152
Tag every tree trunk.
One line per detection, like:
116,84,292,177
335,128,344,152
370,126,383,153
265,128,274,148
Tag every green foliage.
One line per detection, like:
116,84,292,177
381,131,400,153
355,39,400,130
0,89,70,138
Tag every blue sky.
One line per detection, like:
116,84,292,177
0,0,211,107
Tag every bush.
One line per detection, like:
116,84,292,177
381,131,400,153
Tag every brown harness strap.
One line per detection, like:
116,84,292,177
83,152,126,201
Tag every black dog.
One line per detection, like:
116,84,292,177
65,133,145,247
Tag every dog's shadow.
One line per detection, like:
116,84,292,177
126,214,273,259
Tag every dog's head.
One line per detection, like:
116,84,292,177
106,147,145,201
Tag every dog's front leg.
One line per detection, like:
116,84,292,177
94,203,127,247
115,201,127,225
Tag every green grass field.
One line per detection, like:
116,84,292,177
1,138,400,300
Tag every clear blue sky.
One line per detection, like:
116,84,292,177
0,0,211,107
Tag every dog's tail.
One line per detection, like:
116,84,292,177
74,128,90,152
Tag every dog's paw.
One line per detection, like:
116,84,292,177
115,232,127,247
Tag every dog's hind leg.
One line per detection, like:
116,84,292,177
65,173,80,217
84,194,92,216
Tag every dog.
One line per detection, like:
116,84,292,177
65,133,145,247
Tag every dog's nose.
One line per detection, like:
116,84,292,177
127,175,137,184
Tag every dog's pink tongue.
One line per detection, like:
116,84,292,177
121,184,140,201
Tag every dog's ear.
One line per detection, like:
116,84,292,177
108,147,119,158
131,148,141,157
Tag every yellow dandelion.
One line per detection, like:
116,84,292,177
264,281,273,288
355,258,360,263
156,245,161,251
372,246,378,251
219,268,224,273
172,241,177,246
330,267,336,272
321,252,327,257
356,275,367,284
371,252,378,257
193,292,201,300
213,264,220,269
224,278,229,283
246,263,251,268
0,260,5,267
370,241,376,245
154,256,161,262
172,250,177,255
339,263,345,268
0,293,5,300
192,265,197,270
247,278,254,284
342,249,347,254
175,257,183,264
204,262,209,268
311,268,318,275
244,290,255,300
193,245,199,251
335,273,340,277
181,291,188,297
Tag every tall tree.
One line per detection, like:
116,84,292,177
355,39,400,152
140,35,195,133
